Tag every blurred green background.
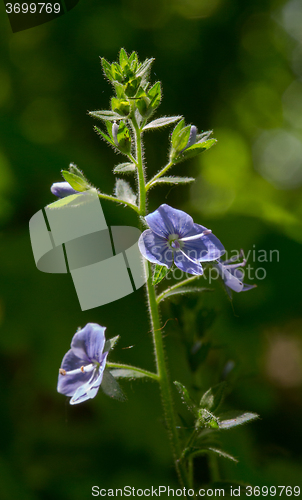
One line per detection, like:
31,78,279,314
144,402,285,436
1,0,302,498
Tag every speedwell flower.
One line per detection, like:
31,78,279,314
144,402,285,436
57,323,110,405
138,204,225,275
51,181,79,198
215,251,257,297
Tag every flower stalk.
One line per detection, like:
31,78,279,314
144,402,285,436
133,121,190,492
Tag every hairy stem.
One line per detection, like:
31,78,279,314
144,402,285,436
97,191,139,213
132,118,190,493
146,161,174,190
156,275,201,303
106,362,159,381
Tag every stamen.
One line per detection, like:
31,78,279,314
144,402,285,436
59,368,66,376
62,364,95,377
180,229,212,242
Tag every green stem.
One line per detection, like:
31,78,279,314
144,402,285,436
145,260,190,491
97,191,139,213
156,275,201,303
131,115,146,216
132,117,190,492
146,160,174,190
106,362,159,381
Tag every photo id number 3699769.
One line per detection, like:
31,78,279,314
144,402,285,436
5,3,61,14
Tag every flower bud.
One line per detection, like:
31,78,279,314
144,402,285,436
51,181,79,198
112,122,120,147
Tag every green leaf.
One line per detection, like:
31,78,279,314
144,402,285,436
171,119,185,146
104,335,120,353
182,446,238,463
175,139,217,163
94,126,115,147
61,171,90,192
158,287,213,303
101,370,126,401
136,57,154,79
218,412,259,430
200,382,227,412
111,62,123,82
110,369,147,379
114,179,137,205
207,447,238,462
148,82,161,110
46,192,93,210
89,110,124,121
150,176,195,187
125,77,142,97
174,381,198,417
68,163,87,182
111,97,130,116
197,408,219,429
119,48,129,69
172,124,191,152
152,264,170,285
143,116,182,131
101,57,113,81
113,162,136,174
116,121,132,154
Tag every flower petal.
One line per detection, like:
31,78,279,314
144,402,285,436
145,204,194,239
138,229,173,267
70,352,109,405
57,350,92,397
71,323,106,363
190,223,225,261
174,250,204,275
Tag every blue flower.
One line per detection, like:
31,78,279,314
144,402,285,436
138,204,225,275
51,181,79,198
57,323,110,405
215,251,257,297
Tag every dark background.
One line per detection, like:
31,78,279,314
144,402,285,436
0,0,302,498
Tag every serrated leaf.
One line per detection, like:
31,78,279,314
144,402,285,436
151,176,195,187
174,381,198,417
61,171,90,192
152,264,170,285
89,110,124,121
110,369,147,379
218,412,259,429
114,179,137,205
101,370,126,401
200,382,227,412
104,335,120,353
143,116,182,131
113,162,136,174
158,286,213,303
